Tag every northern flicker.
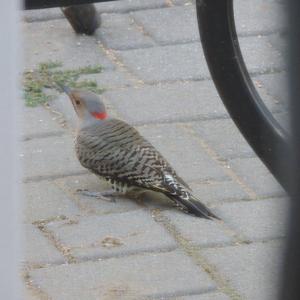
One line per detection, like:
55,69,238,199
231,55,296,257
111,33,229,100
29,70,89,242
63,87,219,220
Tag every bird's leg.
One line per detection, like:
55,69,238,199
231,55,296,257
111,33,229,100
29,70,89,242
76,189,119,202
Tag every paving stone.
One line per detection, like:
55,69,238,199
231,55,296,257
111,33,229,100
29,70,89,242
255,72,288,108
79,69,135,89
20,106,64,139
46,210,177,260
23,8,63,22
191,119,255,160
29,250,216,299
175,292,230,300
202,241,284,300
20,134,84,180
137,124,229,182
189,180,250,205
95,13,155,50
163,211,233,247
132,6,199,45
274,111,290,132
23,181,79,223
55,174,141,215
22,282,44,300
104,81,230,124
215,198,288,242
22,19,114,71
234,0,287,35
117,36,284,83
95,0,168,14
229,157,285,198
23,224,65,264
172,0,195,6
116,42,209,82
240,35,285,74
268,33,288,57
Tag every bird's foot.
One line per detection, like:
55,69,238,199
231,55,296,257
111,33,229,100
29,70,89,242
76,189,117,203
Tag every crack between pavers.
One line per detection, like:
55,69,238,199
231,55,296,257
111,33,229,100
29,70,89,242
100,68,286,89
22,131,66,142
23,170,89,183
151,209,243,300
97,41,146,87
25,246,180,270
22,265,51,300
129,14,156,41
179,123,258,200
144,287,216,300
33,221,77,264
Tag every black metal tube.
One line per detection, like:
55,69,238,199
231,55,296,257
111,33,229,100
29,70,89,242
279,0,300,298
24,0,117,10
196,0,290,192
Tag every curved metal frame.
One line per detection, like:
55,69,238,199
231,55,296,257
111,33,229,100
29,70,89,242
196,0,290,192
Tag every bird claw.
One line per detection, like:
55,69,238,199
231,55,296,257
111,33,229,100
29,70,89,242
76,189,117,203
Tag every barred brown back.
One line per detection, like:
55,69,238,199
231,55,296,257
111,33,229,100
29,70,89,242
75,118,182,192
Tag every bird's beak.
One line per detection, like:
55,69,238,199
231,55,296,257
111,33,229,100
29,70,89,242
57,83,72,96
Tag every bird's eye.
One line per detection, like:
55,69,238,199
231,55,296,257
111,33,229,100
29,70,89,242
75,100,81,105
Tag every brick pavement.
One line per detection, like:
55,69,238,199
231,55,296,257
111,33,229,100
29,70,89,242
22,1,288,299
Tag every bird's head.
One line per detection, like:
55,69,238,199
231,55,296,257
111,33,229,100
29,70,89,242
62,86,107,121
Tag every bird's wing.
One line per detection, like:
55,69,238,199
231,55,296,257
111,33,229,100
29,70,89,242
76,119,190,192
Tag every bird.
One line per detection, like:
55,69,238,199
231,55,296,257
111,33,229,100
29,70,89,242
62,86,219,220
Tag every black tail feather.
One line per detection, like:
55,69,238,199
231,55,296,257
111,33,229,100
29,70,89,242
170,194,220,220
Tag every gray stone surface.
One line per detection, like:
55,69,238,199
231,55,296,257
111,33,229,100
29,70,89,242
202,241,284,300
274,111,290,132
234,0,287,35
29,250,216,299
20,106,64,139
132,6,199,45
95,13,155,50
189,180,250,205
20,134,84,181
95,0,168,14
117,35,284,83
255,72,288,107
240,35,285,74
137,124,229,182
23,8,63,22
116,42,209,82
23,224,65,264
46,210,177,260
163,211,233,247
23,181,79,223
229,157,285,198
55,174,141,215
215,198,288,241
191,119,255,160
22,19,115,71
104,81,229,124
268,33,288,57
176,292,230,300
79,69,135,90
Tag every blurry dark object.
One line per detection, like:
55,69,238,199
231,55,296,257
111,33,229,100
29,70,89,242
196,0,290,192
24,0,113,9
62,4,100,35
279,0,300,299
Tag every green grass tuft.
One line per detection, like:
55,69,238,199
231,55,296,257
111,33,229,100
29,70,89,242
23,61,104,107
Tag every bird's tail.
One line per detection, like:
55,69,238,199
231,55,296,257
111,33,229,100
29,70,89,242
170,194,220,220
